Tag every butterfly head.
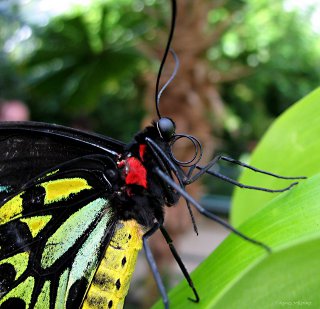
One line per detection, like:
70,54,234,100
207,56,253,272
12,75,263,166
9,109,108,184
156,117,175,142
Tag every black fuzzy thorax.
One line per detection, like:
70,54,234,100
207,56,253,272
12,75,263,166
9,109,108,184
111,124,178,228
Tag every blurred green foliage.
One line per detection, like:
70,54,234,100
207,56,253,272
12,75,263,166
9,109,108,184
0,0,25,99
17,1,152,141
207,0,320,156
1,0,319,147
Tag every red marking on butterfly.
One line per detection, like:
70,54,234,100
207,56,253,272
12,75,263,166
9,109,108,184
124,157,147,189
139,144,147,162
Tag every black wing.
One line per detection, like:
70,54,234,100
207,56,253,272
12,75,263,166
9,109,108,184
0,121,125,192
0,155,118,308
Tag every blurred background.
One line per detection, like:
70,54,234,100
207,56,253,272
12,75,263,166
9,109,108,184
1,0,320,307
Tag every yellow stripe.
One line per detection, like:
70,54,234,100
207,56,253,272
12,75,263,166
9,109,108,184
41,178,92,204
39,169,60,180
0,276,35,306
0,251,30,281
83,220,143,309
20,215,52,238
0,194,23,225
34,280,51,309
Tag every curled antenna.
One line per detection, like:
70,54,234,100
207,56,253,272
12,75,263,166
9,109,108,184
155,0,177,119
157,49,180,108
170,134,203,167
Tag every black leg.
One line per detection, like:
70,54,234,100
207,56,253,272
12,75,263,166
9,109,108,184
183,155,221,184
155,167,272,253
145,137,199,235
159,225,199,303
183,154,305,192
145,137,182,204
143,223,169,309
199,167,299,193
145,137,186,182
219,156,306,180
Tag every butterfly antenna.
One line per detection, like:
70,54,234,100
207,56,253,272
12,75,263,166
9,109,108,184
157,49,180,108
155,0,177,119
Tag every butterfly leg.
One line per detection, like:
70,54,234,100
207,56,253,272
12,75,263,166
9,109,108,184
159,225,199,303
155,167,271,253
145,137,199,234
143,223,169,309
195,166,299,193
184,155,305,193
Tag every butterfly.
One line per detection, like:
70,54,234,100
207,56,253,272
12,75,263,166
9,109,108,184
0,0,304,308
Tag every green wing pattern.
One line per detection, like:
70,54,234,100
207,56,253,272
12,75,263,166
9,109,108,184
0,156,117,308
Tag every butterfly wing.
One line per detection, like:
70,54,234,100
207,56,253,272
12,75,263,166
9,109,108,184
0,155,119,308
0,121,125,194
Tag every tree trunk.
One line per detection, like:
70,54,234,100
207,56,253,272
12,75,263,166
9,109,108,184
140,1,228,306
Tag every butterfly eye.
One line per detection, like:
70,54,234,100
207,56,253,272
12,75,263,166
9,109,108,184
157,117,176,141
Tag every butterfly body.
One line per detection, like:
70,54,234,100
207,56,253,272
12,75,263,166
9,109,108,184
83,220,143,309
0,121,177,308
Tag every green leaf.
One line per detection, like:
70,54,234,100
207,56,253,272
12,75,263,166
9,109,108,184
152,174,320,308
231,87,320,227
